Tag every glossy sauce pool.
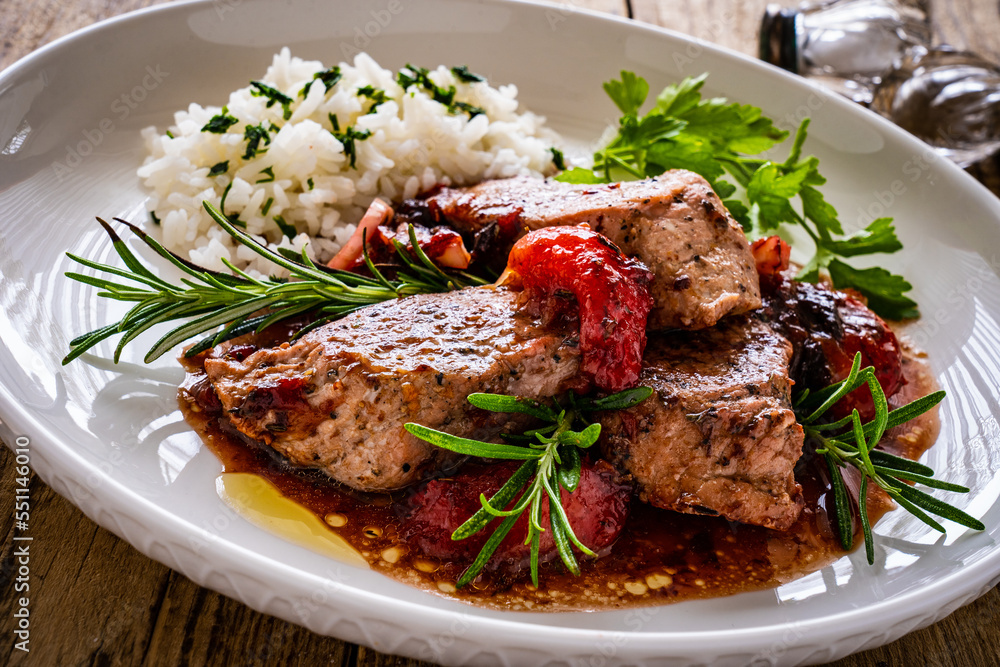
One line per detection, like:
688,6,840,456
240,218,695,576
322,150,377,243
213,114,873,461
179,338,939,612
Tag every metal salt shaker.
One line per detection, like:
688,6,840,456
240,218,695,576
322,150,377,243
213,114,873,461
760,0,1000,165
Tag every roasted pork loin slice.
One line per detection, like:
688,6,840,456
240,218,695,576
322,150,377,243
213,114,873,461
204,287,583,491
399,170,761,330
597,316,805,531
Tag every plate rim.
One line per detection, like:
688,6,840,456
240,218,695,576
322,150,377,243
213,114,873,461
2,0,999,663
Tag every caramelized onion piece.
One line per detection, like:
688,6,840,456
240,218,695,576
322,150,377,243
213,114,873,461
404,226,471,269
751,235,791,277
329,199,473,272
327,198,394,270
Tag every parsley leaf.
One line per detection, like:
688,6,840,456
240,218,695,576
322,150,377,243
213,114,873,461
201,109,239,134
450,100,485,118
747,161,812,230
313,65,342,92
433,85,457,107
827,260,918,319
560,71,920,319
451,65,485,83
357,85,389,113
398,64,433,92
799,185,843,236
646,134,728,191
256,166,275,184
550,147,567,171
603,70,648,116
331,125,372,168
654,73,706,116
448,100,486,120
300,66,343,98
242,123,271,159
398,64,483,117
825,217,902,257
250,81,294,120
555,167,604,184
273,214,297,239
208,161,229,176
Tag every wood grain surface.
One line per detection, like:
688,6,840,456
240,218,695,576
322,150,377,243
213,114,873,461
2,0,999,665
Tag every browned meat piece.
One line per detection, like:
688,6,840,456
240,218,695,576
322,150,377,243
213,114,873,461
597,316,805,531
399,170,761,330
203,287,583,491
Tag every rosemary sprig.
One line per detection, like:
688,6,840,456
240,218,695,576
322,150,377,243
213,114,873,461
404,387,653,587
64,201,485,365
797,353,984,563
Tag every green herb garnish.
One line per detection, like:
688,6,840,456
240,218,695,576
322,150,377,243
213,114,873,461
405,387,653,587
62,202,487,365
397,63,432,92
559,71,918,319
302,65,342,96
332,126,372,169
433,85,457,107
242,123,271,160
257,166,275,183
250,80,294,120
357,85,389,113
398,64,488,118
272,214,296,239
550,147,566,171
451,100,486,118
201,108,239,134
797,352,984,563
208,161,229,177
218,181,244,228
451,65,485,83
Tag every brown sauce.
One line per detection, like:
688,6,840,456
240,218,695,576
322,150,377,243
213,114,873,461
178,336,939,612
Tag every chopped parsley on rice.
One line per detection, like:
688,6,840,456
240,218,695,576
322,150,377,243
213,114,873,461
138,48,562,275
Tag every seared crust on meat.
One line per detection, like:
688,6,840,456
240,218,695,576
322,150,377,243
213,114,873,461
411,170,761,330
598,316,805,531
203,287,583,491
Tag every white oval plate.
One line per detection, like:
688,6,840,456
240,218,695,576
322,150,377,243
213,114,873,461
1,1,999,665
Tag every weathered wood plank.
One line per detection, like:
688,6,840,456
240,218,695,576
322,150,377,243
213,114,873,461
829,584,1000,667
629,0,769,56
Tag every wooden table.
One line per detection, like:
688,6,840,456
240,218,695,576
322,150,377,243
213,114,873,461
2,0,999,665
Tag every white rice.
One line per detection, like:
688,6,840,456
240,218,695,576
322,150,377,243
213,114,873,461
138,48,562,274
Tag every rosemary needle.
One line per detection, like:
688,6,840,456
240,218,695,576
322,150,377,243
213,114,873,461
797,352,984,563
405,387,652,587
63,200,485,365
408,359,983,585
